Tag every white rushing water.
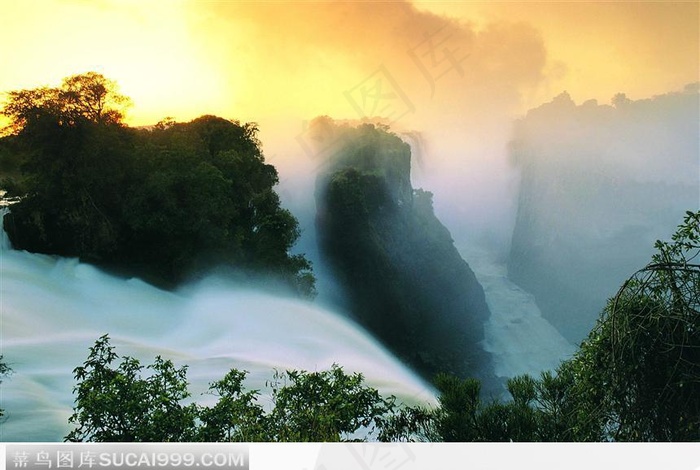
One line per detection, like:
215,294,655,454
458,244,576,381
0,211,435,441
1,203,577,441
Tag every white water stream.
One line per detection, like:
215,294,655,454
0,211,435,441
458,244,576,381
1,207,575,441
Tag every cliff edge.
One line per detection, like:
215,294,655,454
315,122,492,381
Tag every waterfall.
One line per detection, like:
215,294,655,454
456,242,576,382
0,209,435,441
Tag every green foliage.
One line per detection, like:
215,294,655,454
66,335,198,442
557,210,700,441
417,373,543,442
266,365,395,441
385,211,700,442
9,75,696,443
432,373,482,441
67,337,401,442
66,216,700,444
375,404,436,442
1,73,314,295
528,367,603,441
197,369,267,442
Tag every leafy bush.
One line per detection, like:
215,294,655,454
1,73,314,295
383,211,700,442
67,336,397,442
68,214,700,446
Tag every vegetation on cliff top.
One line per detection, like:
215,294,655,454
60,212,699,442
0,72,314,295
315,121,492,383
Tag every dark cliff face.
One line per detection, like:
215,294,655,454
508,86,700,343
314,123,492,381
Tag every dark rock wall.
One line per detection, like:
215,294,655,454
315,123,492,381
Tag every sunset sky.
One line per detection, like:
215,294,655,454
1,1,697,127
3,1,696,238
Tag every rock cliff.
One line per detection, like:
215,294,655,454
315,122,492,381
508,85,700,342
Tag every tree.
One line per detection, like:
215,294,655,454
266,365,395,442
1,72,129,135
66,335,198,442
377,211,700,443
560,210,700,440
122,115,315,293
66,337,404,442
196,369,267,442
60,72,130,124
416,373,542,442
1,73,315,295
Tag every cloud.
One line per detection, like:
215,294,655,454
472,1,700,104
184,1,697,249
183,1,551,249
189,1,547,127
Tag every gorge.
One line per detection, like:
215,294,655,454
1,81,697,441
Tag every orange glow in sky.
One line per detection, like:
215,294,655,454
1,1,697,127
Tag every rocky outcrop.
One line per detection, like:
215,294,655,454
315,122,492,381
508,85,700,343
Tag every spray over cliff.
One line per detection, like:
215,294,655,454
314,121,492,383
508,85,700,342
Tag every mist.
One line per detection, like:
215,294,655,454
233,0,698,346
190,0,696,259
0,216,435,441
2,0,698,441
233,0,698,373
191,0,549,259
508,84,700,342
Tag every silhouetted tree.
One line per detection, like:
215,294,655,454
1,73,315,295
2,72,129,135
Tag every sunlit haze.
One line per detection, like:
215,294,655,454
1,0,698,242
2,1,697,125
1,1,699,444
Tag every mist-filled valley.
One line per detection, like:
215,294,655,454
509,85,700,342
1,77,697,441
1,1,699,443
